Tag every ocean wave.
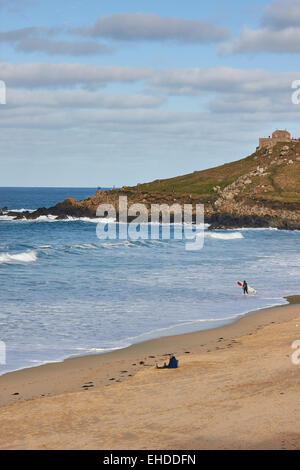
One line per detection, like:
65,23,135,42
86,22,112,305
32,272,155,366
0,250,37,265
80,217,116,224
0,215,15,221
205,232,244,240
0,214,116,223
73,345,127,353
69,243,97,250
101,240,136,249
0,214,58,223
122,315,243,344
0,214,208,227
100,239,170,249
34,215,58,222
238,227,278,231
5,208,35,213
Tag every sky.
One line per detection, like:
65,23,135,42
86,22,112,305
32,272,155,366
0,0,300,187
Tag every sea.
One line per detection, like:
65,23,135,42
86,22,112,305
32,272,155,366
0,187,299,375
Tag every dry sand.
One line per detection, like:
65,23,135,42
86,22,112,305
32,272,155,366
0,298,300,449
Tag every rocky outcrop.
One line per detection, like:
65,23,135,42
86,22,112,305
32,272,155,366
207,213,300,230
4,189,300,229
2,141,300,229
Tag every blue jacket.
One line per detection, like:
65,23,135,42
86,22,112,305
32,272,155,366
169,357,178,368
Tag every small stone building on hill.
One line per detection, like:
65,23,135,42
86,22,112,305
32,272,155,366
258,130,291,150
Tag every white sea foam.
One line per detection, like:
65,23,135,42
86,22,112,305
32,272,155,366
80,217,116,224
35,215,58,222
0,215,15,221
71,243,97,250
7,208,35,213
205,231,244,240
0,250,37,264
238,227,278,231
0,214,117,223
75,346,126,353
101,240,136,249
0,214,58,223
0,213,205,226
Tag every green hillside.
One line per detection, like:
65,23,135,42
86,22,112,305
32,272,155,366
129,141,300,208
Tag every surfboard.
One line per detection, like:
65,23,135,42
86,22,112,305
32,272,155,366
237,281,256,294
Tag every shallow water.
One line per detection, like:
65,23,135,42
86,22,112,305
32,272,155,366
0,187,299,374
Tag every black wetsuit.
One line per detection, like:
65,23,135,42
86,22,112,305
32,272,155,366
243,281,248,294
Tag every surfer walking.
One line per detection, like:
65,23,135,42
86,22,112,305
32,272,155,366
237,280,256,294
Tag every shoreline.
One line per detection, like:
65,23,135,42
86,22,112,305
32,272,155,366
0,295,299,409
1,296,300,448
0,295,290,378
2,211,300,231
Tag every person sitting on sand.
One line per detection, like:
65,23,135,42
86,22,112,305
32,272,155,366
156,354,178,369
243,280,248,295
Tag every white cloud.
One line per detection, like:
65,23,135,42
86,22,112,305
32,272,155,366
0,12,229,59
220,26,300,54
0,26,112,57
0,65,298,133
207,91,300,115
1,63,299,127
77,12,230,43
0,62,153,88
1,61,300,187
263,0,300,29
0,27,52,42
149,67,297,95
5,88,165,108
1,62,297,95
220,0,300,54
15,38,113,56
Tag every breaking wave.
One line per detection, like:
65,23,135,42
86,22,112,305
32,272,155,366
0,214,116,223
0,250,37,265
205,232,244,240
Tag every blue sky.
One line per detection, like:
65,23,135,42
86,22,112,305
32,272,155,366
0,0,300,187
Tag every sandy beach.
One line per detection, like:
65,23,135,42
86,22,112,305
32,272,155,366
0,296,300,450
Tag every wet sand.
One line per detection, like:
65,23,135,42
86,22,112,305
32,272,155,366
0,297,300,449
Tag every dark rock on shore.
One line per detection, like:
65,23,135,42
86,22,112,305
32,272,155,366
207,213,300,230
3,193,300,230
6,198,96,220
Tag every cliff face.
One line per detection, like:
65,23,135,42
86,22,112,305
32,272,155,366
3,141,300,229
206,142,300,228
